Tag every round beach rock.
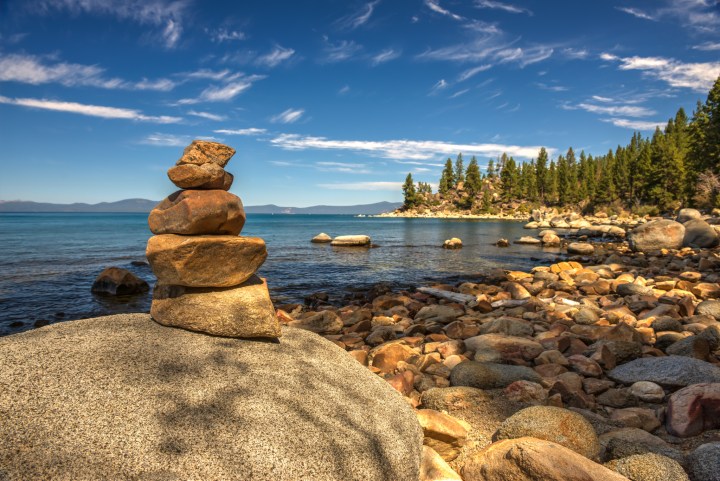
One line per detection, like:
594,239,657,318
607,355,720,388
148,190,246,236
146,234,267,287
0,314,423,480
450,361,541,389
627,219,685,252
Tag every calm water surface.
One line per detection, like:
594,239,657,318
0,213,561,335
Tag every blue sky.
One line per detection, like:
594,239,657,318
0,0,719,206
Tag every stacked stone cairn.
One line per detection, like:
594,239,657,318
146,140,281,338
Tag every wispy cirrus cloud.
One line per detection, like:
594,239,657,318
430,79,449,94
535,82,568,92
256,45,296,67
271,108,304,124
601,118,666,131
371,48,401,65
322,38,363,62
315,161,372,174
214,127,267,135
176,74,265,104
424,0,464,21
0,53,176,91
475,0,532,15
616,1,719,32
0,95,181,123
269,133,552,160
187,110,226,121
565,102,656,117
457,64,492,82
335,1,381,30
616,7,657,21
141,133,220,146
27,0,190,48
206,28,245,42
601,52,720,92
693,41,720,51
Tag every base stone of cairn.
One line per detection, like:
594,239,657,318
147,140,280,338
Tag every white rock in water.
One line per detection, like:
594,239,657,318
331,235,371,246
311,232,332,243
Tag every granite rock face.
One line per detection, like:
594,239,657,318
151,276,281,338
607,355,720,387
148,190,246,236
628,219,685,252
0,315,423,481
146,234,267,287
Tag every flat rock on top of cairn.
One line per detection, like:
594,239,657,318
146,234,267,287
152,275,281,338
177,140,235,167
148,190,246,236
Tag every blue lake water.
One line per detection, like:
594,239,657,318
0,213,561,335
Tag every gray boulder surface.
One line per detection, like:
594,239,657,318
0,314,423,481
607,355,720,388
450,361,541,389
627,219,685,252
683,218,719,248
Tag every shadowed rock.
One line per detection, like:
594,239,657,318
91,267,149,295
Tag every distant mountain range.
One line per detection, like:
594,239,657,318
0,199,402,215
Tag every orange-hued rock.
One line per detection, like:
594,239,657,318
167,163,226,189
416,409,468,461
177,140,235,167
146,234,267,287
148,190,246,235
196,171,234,190
461,437,629,481
151,275,280,338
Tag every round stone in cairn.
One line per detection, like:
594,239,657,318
167,163,232,190
151,275,281,338
148,190,246,236
146,234,267,287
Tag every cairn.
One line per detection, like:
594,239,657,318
146,140,280,338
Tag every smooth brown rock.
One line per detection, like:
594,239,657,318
148,190,246,235
146,235,267,287
666,382,720,437
370,342,417,373
196,171,234,190
461,437,628,481
442,238,462,249
91,267,149,296
167,162,226,189
416,409,468,461
177,140,235,167
288,310,343,335
311,233,333,243
419,446,462,481
151,275,280,338
493,405,601,460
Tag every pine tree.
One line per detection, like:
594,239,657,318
465,156,482,197
454,153,465,186
689,76,720,177
487,159,497,179
500,156,519,201
546,160,558,203
439,158,454,195
536,147,549,201
402,173,417,208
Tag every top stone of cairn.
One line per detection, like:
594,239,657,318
177,140,236,168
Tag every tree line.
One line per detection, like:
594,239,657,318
402,75,720,214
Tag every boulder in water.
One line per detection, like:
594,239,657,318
91,267,149,296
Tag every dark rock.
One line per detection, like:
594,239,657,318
607,355,720,388
91,267,149,296
683,218,719,248
450,361,541,389
687,443,720,481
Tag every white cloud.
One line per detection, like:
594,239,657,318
591,95,614,103
318,181,403,191
269,133,551,160
449,88,470,99
207,28,245,42
693,41,720,51
187,110,226,121
457,64,492,82
315,161,372,174
571,102,656,117
419,39,553,67
271,108,304,124
616,7,657,21
142,133,189,146
424,0,465,21
214,128,267,135
601,52,720,92
0,95,181,123
322,38,363,62
535,82,568,92
335,1,381,30
177,74,265,104
430,79,449,94
475,0,532,15
182,69,235,81
28,0,190,48
562,48,589,60
0,53,176,91
256,45,295,67
371,48,401,65
338,85,351,95
602,118,666,130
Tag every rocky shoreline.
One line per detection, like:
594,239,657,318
276,213,720,480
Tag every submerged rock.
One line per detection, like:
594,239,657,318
311,233,333,243
91,267,149,296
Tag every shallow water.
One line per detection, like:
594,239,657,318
0,213,561,335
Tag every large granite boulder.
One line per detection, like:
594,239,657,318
627,220,685,252
146,234,267,287
683,218,719,248
607,355,720,388
0,315,423,480
148,190,246,236
676,208,703,224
